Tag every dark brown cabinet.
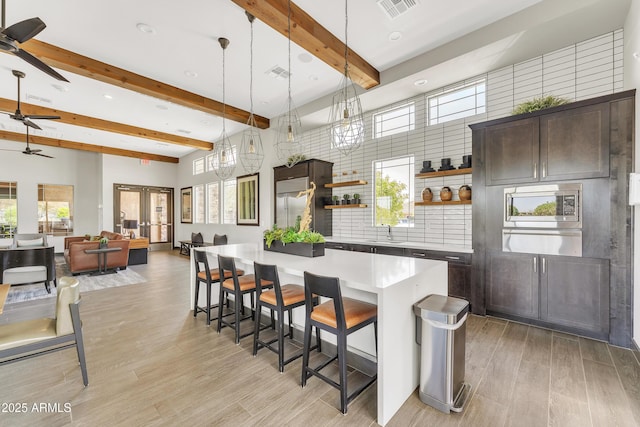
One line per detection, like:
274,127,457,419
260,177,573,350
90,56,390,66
484,103,609,186
404,249,472,302
486,252,609,338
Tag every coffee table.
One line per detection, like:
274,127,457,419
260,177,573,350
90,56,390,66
84,247,122,275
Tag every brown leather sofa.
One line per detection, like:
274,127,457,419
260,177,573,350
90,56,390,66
64,231,130,275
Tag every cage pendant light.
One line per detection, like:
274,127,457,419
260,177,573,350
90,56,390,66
239,12,265,174
328,0,364,155
214,37,236,180
274,0,304,168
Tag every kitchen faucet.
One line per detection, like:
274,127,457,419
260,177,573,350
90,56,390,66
384,224,391,240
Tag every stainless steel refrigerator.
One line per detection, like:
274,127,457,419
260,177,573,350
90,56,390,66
275,177,309,229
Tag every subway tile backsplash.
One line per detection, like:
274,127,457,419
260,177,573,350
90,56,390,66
299,30,623,250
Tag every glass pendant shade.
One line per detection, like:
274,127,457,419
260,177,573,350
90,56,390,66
329,75,364,155
328,0,364,156
214,37,236,180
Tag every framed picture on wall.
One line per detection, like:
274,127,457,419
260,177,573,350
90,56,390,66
180,187,192,223
236,173,259,226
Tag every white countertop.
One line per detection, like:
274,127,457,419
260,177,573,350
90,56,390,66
325,237,474,253
196,242,447,294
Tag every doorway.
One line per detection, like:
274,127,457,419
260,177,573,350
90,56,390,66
114,184,174,251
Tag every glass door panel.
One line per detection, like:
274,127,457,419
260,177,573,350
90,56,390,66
148,189,171,244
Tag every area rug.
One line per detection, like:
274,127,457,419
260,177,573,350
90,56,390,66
4,261,146,305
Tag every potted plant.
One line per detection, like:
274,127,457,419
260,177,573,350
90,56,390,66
512,95,569,115
263,224,326,257
99,236,108,249
343,194,351,205
352,193,361,204
332,195,340,205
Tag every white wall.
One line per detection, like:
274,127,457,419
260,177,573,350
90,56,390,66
624,0,639,349
0,140,101,252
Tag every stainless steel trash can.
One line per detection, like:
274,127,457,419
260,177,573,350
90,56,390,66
413,294,471,413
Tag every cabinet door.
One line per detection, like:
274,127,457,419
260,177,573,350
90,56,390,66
374,246,405,256
325,242,349,251
485,118,539,185
486,251,539,319
541,256,609,335
540,103,610,181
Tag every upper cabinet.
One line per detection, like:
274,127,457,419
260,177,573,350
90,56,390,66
483,103,610,186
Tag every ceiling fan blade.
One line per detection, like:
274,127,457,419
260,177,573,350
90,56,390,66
34,152,53,158
27,147,42,153
14,48,69,82
25,114,61,120
23,117,42,130
2,17,46,43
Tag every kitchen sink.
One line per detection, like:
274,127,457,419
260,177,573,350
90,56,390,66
365,239,405,244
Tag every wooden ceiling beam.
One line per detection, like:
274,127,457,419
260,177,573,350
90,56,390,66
0,98,213,151
0,130,179,163
17,39,270,129
231,0,380,90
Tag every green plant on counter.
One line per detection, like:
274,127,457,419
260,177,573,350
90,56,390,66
263,224,325,248
343,194,350,200
332,195,339,201
512,95,569,115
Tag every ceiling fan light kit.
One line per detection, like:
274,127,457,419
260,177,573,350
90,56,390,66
0,0,68,82
238,12,265,175
274,0,304,169
328,0,365,156
213,36,236,180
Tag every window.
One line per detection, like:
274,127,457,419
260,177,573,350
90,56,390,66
38,184,74,236
222,180,236,224
428,79,486,125
193,184,205,224
0,182,17,238
206,182,220,224
206,154,215,172
373,103,415,139
374,156,414,227
193,157,205,175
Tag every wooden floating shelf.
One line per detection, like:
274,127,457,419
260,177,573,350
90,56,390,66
415,168,472,179
415,200,472,206
324,204,368,209
324,180,368,188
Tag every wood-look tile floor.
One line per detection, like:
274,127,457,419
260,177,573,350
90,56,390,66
1,250,639,426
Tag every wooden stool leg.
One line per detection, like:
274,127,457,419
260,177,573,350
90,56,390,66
277,309,285,372
301,321,312,387
205,280,212,326
253,300,262,356
194,281,200,318
337,332,348,414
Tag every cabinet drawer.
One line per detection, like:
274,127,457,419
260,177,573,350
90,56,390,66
325,242,349,250
405,249,471,265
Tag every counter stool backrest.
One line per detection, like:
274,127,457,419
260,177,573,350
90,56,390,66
213,234,228,246
191,232,204,245
253,262,281,303
303,272,345,330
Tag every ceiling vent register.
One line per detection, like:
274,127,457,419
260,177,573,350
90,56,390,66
377,0,418,19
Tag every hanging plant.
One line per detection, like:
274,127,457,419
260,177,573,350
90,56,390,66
512,95,570,115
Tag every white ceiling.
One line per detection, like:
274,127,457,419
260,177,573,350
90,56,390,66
0,0,632,159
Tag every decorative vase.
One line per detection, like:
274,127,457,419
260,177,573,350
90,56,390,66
421,187,433,202
459,185,472,201
440,186,453,201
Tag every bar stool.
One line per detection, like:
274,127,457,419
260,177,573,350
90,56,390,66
301,271,378,414
253,262,321,372
217,255,271,344
193,250,243,326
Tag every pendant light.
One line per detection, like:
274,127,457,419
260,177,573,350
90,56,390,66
238,12,264,174
328,0,364,155
214,37,236,180
274,0,304,168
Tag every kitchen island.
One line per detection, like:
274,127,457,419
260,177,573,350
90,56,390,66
191,243,448,426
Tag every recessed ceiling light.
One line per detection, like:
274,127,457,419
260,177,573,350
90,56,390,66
51,83,69,92
260,100,270,105
633,52,640,61
298,53,313,63
184,70,198,78
136,23,156,35
414,79,427,86
103,94,113,100
389,31,402,41
156,104,169,110
308,74,318,81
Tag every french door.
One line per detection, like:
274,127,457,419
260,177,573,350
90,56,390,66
114,184,174,250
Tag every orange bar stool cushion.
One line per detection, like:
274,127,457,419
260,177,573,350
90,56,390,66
310,297,377,329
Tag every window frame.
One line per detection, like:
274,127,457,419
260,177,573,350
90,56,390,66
373,155,415,228
37,183,74,236
427,79,486,125
372,102,415,139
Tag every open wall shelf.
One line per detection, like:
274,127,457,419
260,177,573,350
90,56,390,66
324,204,368,209
324,180,368,188
415,200,471,206
415,168,472,179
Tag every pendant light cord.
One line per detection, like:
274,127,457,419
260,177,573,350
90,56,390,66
344,0,348,77
248,14,254,120
288,0,292,125
222,43,227,134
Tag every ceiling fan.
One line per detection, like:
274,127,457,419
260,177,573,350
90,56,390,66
0,125,54,158
0,0,68,82
1,69,61,130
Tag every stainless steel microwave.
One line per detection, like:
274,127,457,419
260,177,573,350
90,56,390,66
504,183,582,229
